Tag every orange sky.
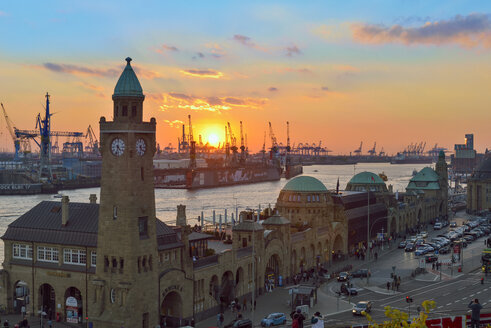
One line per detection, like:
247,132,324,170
0,3,490,154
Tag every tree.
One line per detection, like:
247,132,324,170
362,300,436,328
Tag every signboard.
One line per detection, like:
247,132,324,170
419,258,426,269
350,314,491,328
65,296,79,323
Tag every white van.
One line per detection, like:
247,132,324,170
433,222,442,230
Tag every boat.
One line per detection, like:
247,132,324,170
378,172,388,181
390,153,433,164
154,162,282,189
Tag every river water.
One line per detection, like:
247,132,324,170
0,162,431,262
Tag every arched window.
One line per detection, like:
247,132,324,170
316,195,320,202
289,195,292,202
307,195,311,202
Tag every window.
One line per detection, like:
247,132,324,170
13,244,32,260
316,195,320,202
37,247,59,263
164,253,170,262
91,252,97,267
307,195,311,202
122,105,128,116
139,216,148,239
63,249,86,265
131,106,137,117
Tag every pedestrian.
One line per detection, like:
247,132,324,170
468,299,482,328
432,262,435,270
374,252,378,261
310,312,323,328
217,313,224,328
293,309,305,328
386,281,390,291
242,297,247,311
3,320,8,328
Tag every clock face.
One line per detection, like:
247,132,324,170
136,138,146,156
111,138,125,156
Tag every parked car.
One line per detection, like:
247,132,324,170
450,222,457,228
425,254,438,263
439,246,450,254
433,222,443,230
420,231,428,238
225,319,253,328
261,313,287,327
352,301,372,315
337,272,350,282
415,248,429,256
351,269,370,278
398,240,407,248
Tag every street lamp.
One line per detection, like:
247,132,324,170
366,214,390,286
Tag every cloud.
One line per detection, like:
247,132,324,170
158,93,267,113
286,45,302,56
204,43,226,58
321,86,329,91
38,62,160,80
155,44,179,54
163,119,185,128
42,63,119,77
351,13,491,48
192,52,206,60
77,82,105,98
268,87,278,92
180,68,224,79
233,34,255,47
278,67,312,74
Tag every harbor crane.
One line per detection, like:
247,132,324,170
240,121,246,164
15,93,84,181
1,102,31,160
286,121,291,165
268,122,279,159
224,126,230,161
227,122,238,165
261,131,267,163
188,115,196,169
85,125,99,154
354,141,363,156
379,147,386,156
368,142,376,156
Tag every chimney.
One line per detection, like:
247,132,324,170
62,196,69,227
176,204,187,227
89,194,97,204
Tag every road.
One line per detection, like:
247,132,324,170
323,213,491,327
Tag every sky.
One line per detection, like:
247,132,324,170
0,1,490,154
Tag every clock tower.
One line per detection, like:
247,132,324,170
92,57,158,327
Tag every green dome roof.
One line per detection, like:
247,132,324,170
348,171,385,185
113,57,144,97
282,176,327,192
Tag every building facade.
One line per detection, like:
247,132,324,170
467,155,491,213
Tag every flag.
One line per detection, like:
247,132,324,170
371,176,375,182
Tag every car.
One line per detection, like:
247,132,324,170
420,231,428,238
352,301,372,315
340,283,358,296
439,246,450,254
398,240,407,248
434,222,443,230
450,222,457,228
351,269,370,278
415,248,429,256
425,254,438,263
261,313,287,327
405,243,415,252
337,272,350,282
225,319,253,328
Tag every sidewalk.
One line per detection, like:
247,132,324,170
0,313,80,328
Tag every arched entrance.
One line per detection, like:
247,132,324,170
235,267,244,297
161,291,182,316
13,280,29,314
332,235,344,261
390,217,397,234
265,254,280,286
220,271,234,305
209,275,219,301
39,284,55,319
64,287,82,323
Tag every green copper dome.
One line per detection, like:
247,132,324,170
113,57,144,97
282,176,327,192
348,171,385,185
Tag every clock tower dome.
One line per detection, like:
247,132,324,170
92,57,158,327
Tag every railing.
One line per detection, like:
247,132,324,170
193,254,219,268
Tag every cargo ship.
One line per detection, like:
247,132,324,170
154,162,282,189
390,153,433,164
285,163,303,179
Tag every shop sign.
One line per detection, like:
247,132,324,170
65,296,79,323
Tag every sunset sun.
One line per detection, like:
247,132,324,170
207,133,220,147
